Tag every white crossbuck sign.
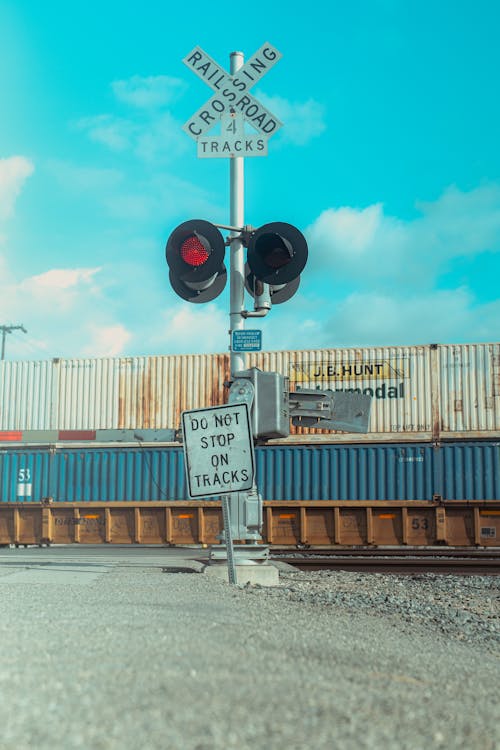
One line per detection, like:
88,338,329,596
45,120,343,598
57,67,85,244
183,43,282,158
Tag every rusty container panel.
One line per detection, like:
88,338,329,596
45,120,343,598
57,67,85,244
303,508,335,545
438,343,500,434
51,508,78,543
443,509,475,546
17,507,42,544
268,510,300,545
0,508,15,544
371,509,402,545
138,508,167,544
77,511,106,543
405,509,436,545
170,509,198,544
55,354,230,430
337,508,367,545
1,343,500,441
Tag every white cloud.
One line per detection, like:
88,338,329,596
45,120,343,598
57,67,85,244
317,289,500,348
112,75,187,109
47,160,124,192
0,262,135,359
155,303,228,354
76,115,136,151
299,184,500,347
306,183,500,289
21,267,101,291
104,172,223,223
310,204,385,256
18,267,102,313
415,183,500,256
76,111,188,163
76,73,190,164
134,112,189,162
83,324,132,356
256,92,326,145
0,156,34,220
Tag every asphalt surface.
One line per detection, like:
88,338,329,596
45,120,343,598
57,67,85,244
0,545,498,750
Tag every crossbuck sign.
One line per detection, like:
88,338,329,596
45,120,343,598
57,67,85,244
183,43,282,159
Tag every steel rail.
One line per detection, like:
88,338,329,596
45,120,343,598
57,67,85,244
272,550,500,575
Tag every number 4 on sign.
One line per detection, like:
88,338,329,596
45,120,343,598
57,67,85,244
222,113,244,136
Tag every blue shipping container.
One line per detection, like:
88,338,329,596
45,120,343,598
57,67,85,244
1,442,499,502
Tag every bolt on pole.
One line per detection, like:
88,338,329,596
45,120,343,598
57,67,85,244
229,50,246,379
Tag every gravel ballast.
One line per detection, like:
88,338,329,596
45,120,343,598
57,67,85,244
0,554,498,750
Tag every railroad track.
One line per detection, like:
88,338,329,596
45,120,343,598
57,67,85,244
271,548,500,575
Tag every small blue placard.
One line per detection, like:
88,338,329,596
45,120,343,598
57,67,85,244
232,329,262,352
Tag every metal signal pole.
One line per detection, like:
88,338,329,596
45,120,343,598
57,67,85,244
0,324,27,360
229,50,246,378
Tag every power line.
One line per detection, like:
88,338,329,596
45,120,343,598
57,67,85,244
0,324,27,360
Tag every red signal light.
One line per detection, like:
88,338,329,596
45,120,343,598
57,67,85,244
180,234,210,267
165,219,226,303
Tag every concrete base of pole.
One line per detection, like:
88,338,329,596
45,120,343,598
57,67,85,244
202,562,280,587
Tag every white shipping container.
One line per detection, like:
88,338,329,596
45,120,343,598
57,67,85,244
0,343,499,442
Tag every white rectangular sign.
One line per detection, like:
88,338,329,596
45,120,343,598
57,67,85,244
182,403,255,498
197,135,268,158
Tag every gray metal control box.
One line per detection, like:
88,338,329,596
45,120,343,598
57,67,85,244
229,368,290,440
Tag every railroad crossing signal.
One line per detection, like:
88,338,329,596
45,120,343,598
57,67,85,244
182,43,282,158
165,219,227,303
165,220,308,306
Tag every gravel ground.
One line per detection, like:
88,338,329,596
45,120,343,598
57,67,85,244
263,568,500,652
0,559,498,750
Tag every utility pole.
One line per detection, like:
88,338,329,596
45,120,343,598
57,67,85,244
0,324,27,360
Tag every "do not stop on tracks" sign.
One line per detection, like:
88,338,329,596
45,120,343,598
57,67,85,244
181,403,255,498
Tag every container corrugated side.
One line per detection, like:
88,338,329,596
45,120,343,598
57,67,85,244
56,354,230,430
1,344,500,441
438,343,500,436
251,345,435,441
1,441,499,503
0,359,54,430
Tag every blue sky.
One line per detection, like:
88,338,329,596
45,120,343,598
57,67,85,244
1,0,499,360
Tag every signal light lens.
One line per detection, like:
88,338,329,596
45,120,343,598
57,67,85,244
247,222,308,285
258,233,293,269
180,234,210,267
165,219,227,303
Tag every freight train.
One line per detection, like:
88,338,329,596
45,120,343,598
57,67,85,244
0,343,499,509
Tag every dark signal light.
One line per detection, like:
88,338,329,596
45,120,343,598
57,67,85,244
247,222,308,285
